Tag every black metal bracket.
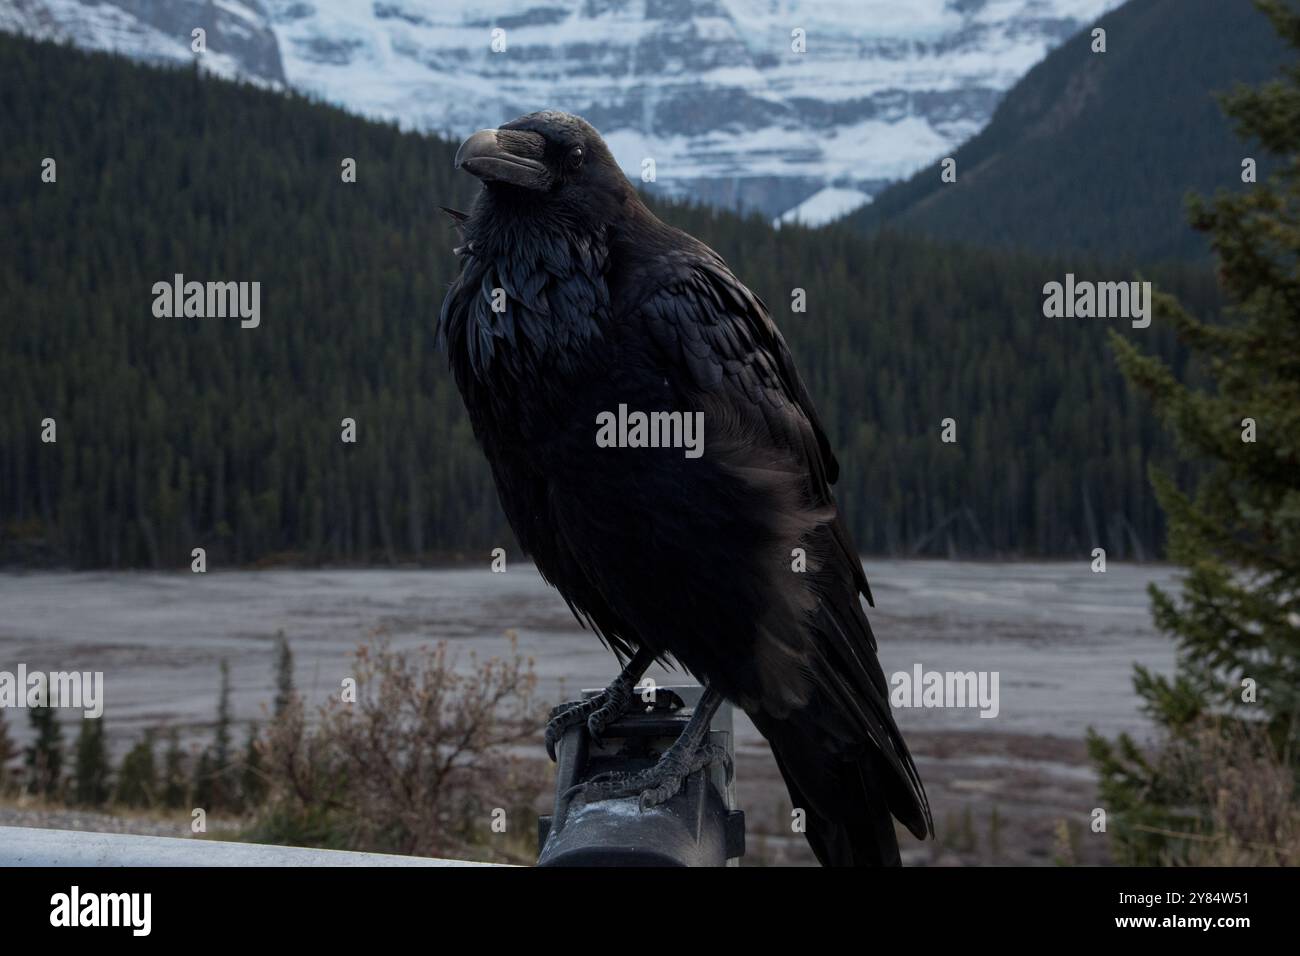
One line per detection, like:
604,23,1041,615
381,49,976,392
537,684,745,866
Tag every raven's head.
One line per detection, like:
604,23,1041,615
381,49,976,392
454,111,633,223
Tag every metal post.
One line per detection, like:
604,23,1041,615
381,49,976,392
537,684,745,866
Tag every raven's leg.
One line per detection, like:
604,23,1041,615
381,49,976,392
582,684,732,812
544,646,655,760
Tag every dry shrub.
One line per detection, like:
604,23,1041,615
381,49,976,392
1139,718,1300,866
255,634,549,863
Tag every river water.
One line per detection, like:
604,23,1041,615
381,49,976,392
0,560,1179,753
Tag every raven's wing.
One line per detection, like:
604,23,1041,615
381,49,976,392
639,246,869,600
634,248,932,841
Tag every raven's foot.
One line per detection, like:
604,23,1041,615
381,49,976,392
550,685,728,832
544,649,653,761
585,739,734,812
544,697,601,762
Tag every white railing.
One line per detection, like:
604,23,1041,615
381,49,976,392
0,826,498,867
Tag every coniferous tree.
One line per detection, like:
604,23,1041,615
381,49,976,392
1089,0,1300,864
0,709,15,794
213,660,232,810
73,718,111,807
161,729,189,810
241,723,266,810
273,631,294,719
115,731,157,808
192,749,215,812
24,706,63,799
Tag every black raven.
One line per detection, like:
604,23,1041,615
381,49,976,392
438,111,932,865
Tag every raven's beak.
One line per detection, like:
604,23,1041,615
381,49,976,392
455,129,550,190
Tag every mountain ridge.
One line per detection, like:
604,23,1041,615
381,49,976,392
0,0,1123,221
848,0,1291,260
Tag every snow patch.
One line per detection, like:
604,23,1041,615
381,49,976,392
776,187,872,228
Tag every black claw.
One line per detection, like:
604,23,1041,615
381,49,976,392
543,719,568,761
546,674,640,761
544,698,600,762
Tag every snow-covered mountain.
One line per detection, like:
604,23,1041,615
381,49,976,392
0,0,284,84
1,0,1123,222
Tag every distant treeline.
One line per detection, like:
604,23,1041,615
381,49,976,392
0,34,1217,566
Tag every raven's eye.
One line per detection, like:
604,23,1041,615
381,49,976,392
567,146,584,170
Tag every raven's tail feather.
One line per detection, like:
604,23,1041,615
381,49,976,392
758,715,910,866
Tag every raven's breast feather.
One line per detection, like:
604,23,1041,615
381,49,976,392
441,239,849,704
